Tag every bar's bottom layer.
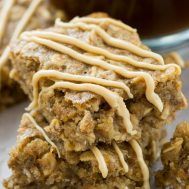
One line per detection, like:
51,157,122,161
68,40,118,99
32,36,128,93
3,112,155,189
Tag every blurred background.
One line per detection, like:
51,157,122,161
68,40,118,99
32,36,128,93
52,0,189,53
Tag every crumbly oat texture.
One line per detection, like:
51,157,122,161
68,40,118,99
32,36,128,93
156,122,189,189
0,0,65,111
5,13,187,188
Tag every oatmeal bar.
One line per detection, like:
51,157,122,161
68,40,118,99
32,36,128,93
4,112,147,189
10,14,186,156
156,122,189,188
0,0,65,111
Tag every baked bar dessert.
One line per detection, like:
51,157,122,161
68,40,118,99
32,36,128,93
5,14,187,188
10,14,187,156
0,0,65,111
156,122,189,188
4,111,149,189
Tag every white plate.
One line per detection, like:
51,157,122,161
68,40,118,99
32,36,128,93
0,61,189,188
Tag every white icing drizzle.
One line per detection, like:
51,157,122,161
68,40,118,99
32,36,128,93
0,0,43,68
0,0,15,44
91,146,108,178
113,141,129,173
71,17,136,32
29,69,133,110
129,140,150,189
47,81,135,135
24,113,61,158
24,35,163,112
56,19,164,64
22,30,181,72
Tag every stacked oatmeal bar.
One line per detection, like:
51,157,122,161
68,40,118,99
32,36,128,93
3,13,187,188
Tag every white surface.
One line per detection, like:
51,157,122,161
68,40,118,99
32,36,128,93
0,68,189,188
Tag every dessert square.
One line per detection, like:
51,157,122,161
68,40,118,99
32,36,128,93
0,0,65,111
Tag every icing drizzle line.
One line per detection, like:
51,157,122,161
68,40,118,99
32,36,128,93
24,113,61,158
112,141,129,173
0,0,15,44
91,146,109,178
71,16,136,32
